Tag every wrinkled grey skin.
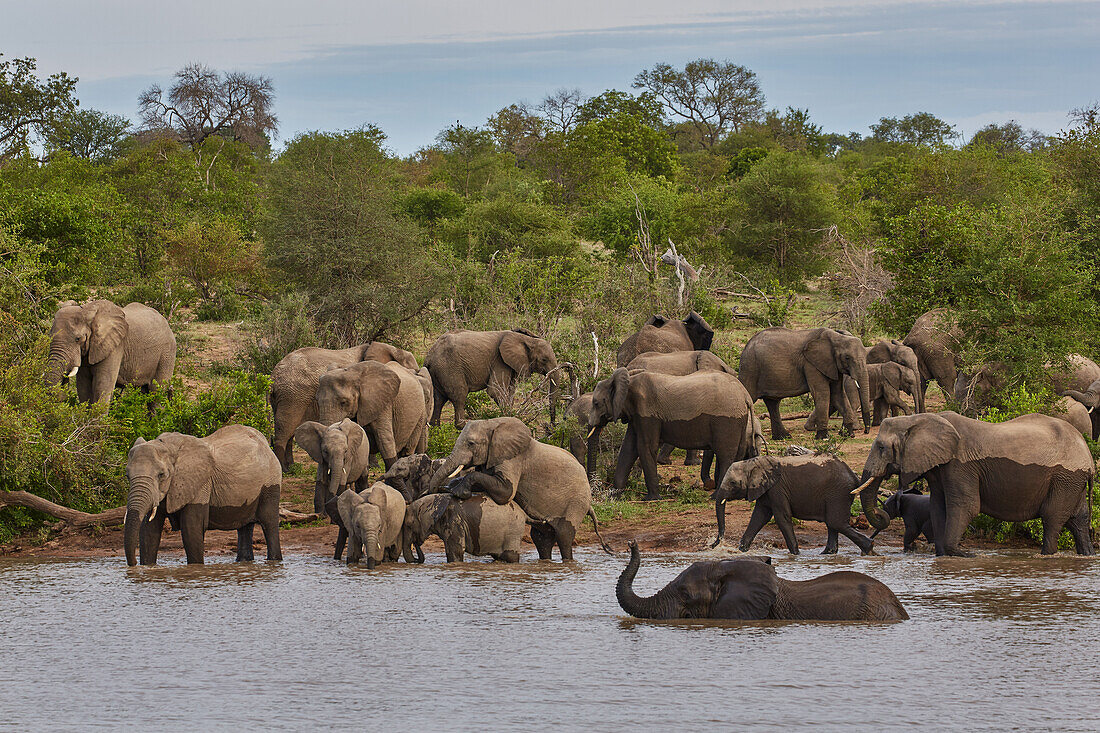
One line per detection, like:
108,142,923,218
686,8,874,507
294,419,372,514
858,412,1095,556
738,327,872,440
872,488,934,552
425,329,573,428
902,309,963,405
1060,380,1100,439
563,393,594,467
713,454,873,554
124,425,281,566
617,542,908,621
336,482,407,568
840,362,920,425
270,342,418,470
615,312,714,366
865,339,924,413
46,300,176,406
402,492,526,563
381,454,446,502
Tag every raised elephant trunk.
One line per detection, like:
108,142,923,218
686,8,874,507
124,477,157,566
856,473,891,531
617,543,677,619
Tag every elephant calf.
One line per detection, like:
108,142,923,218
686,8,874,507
294,419,372,514
381,453,446,502
842,362,919,426
335,482,407,568
713,454,873,555
403,489,527,563
872,488,934,552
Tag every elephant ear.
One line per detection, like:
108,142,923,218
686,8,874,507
85,300,129,365
711,558,779,620
487,418,533,467
340,419,366,459
898,416,961,477
367,483,390,513
745,457,778,501
683,311,714,351
356,365,402,425
498,332,532,376
294,421,326,463
645,314,668,328
165,435,214,514
610,367,631,421
803,331,839,381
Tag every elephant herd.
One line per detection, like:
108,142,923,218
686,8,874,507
41,300,1097,622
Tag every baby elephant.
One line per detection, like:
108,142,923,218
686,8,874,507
843,362,920,425
403,489,527,563
381,453,446,502
714,454,873,555
294,419,372,514
873,488,934,552
335,482,407,568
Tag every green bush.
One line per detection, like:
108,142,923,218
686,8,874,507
426,423,460,459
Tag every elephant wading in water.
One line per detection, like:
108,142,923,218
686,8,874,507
615,312,714,366
402,491,527,563
316,361,429,470
425,329,573,428
124,425,282,566
586,368,757,500
293,419,372,515
46,300,176,405
856,412,1095,556
739,327,871,440
617,542,908,621
270,342,418,470
430,417,609,560
336,482,407,568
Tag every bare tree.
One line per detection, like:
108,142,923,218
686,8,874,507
823,227,893,338
538,88,585,135
633,59,764,148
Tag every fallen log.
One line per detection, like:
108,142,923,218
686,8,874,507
0,491,321,529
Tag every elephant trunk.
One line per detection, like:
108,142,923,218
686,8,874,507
711,497,727,548
45,337,79,386
326,456,346,508
1063,389,1100,410
365,527,380,569
585,424,604,480
430,455,465,492
617,544,676,619
124,478,157,566
857,474,891,531
547,369,561,425
854,362,872,433
914,374,925,414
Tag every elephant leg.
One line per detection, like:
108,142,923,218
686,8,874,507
451,388,469,428
430,384,446,426
91,356,123,404
872,398,887,426
334,526,348,561
178,504,209,564
684,449,701,466
929,486,948,556
803,370,833,438
531,523,556,560
75,367,94,403
823,528,839,554
613,425,640,496
940,485,977,557
763,398,789,440
832,378,858,436
837,523,874,555
656,443,674,465
903,523,920,552
550,518,576,561
257,485,282,561
236,524,256,562
770,500,799,554
634,422,662,501
883,383,910,416
486,366,517,413
498,550,520,563
139,513,165,566
738,503,772,552
1065,508,1094,555
372,420,399,471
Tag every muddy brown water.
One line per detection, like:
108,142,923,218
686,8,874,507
1,548,1097,731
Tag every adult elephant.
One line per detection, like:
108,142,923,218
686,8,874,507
425,329,572,428
739,327,871,440
855,412,1095,556
124,425,282,566
1060,379,1100,439
616,542,908,621
316,361,428,470
615,312,714,366
866,339,924,413
1048,354,1100,393
585,368,756,500
270,341,418,470
903,309,962,403
429,417,608,560
294,419,373,514
45,300,176,406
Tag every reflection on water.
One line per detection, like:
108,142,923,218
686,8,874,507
1,548,1097,731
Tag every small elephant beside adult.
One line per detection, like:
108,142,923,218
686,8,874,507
841,362,920,426
430,417,608,560
866,339,924,414
586,368,757,500
872,488,934,552
425,328,574,429
381,454,446,502
294,419,372,515
403,491,527,563
124,425,282,566
617,543,908,621
336,482,407,568
615,312,714,367
270,341,419,470
316,360,430,471
856,412,1095,556
713,454,873,555
739,327,871,440
46,300,176,405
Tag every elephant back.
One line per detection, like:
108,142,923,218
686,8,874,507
204,425,281,508
513,440,591,528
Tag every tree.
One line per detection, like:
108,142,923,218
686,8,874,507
165,219,263,306
0,55,78,163
486,104,544,161
967,120,1048,154
537,88,585,135
44,108,130,162
434,123,504,198
633,59,764,148
871,112,957,147
576,90,664,128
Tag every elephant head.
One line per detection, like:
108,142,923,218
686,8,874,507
585,367,632,478
807,329,872,432
338,485,391,569
868,339,924,413
500,329,565,423
854,413,961,530
1061,378,1100,412
124,434,213,566
401,493,463,563
294,419,368,513
382,453,443,502
617,541,777,619
315,361,401,427
45,300,129,387
711,456,778,547
430,417,533,492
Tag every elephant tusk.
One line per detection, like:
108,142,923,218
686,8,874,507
586,426,597,440
718,499,725,505
147,505,157,523
851,476,877,495
67,367,79,378
1091,405,1097,414
447,464,465,479
852,380,861,389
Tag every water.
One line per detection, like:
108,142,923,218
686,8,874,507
1,548,1098,731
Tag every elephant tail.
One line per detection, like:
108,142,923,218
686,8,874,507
588,508,613,554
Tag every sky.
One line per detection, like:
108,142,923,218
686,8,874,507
3,0,1098,154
